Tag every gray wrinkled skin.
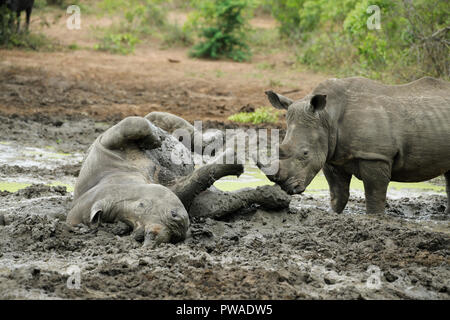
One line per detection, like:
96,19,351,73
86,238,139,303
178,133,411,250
147,111,224,154
66,116,191,247
265,76,450,215
67,113,291,246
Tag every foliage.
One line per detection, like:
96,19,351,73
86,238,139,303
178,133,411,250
94,32,140,55
97,0,192,53
268,0,449,81
162,22,194,48
35,0,81,8
0,5,55,50
228,107,280,124
188,0,254,62
100,0,168,34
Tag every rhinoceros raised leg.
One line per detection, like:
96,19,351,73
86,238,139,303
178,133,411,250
445,171,450,214
359,160,391,215
170,163,244,209
188,185,291,219
101,116,162,150
323,164,352,214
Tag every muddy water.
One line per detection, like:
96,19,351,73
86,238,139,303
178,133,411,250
214,163,445,194
0,142,81,192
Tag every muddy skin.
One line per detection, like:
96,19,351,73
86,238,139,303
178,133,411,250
67,113,292,246
265,77,450,215
189,185,291,219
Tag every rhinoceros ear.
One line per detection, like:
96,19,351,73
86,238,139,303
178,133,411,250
265,91,293,110
310,94,327,112
90,201,103,226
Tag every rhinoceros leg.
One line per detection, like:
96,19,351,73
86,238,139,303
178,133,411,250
170,163,244,209
323,164,352,214
359,160,391,215
101,116,161,150
188,185,291,219
445,171,450,214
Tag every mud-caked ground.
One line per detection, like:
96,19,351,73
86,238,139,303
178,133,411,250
0,116,449,300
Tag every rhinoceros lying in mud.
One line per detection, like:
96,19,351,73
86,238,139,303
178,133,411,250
67,113,290,246
264,76,450,215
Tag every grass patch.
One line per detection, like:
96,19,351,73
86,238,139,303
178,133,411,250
94,31,140,55
0,31,58,51
0,181,32,193
228,107,280,124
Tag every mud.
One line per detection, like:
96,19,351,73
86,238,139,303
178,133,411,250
0,117,448,299
0,182,448,299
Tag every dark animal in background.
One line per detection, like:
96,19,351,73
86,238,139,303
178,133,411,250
0,0,35,33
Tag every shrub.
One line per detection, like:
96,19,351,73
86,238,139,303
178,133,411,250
269,0,449,81
228,107,280,124
188,0,254,62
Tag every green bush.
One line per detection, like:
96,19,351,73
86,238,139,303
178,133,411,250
228,107,280,124
269,0,449,81
188,0,254,62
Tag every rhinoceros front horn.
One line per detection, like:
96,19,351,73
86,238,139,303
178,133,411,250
252,153,278,183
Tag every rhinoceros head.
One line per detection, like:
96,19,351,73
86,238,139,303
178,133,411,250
264,91,331,194
87,184,190,247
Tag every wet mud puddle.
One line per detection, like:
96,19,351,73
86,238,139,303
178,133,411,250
0,141,83,192
214,163,445,194
214,163,447,221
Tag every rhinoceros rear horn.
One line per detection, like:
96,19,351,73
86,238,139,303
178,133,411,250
265,91,293,110
310,94,327,112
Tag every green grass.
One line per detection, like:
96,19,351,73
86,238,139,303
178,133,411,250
1,31,58,51
214,166,446,193
228,107,280,124
0,182,33,193
305,173,445,193
0,181,74,192
94,32,140,55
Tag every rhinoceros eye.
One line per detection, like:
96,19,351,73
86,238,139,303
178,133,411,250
170,208,178,218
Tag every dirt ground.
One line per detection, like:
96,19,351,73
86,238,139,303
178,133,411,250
0,8,449,300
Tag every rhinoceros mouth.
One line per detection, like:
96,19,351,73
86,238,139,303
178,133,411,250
282,177,305,195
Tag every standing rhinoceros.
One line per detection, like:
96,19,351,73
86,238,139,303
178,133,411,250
263,76,450,215
67,112,290,246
